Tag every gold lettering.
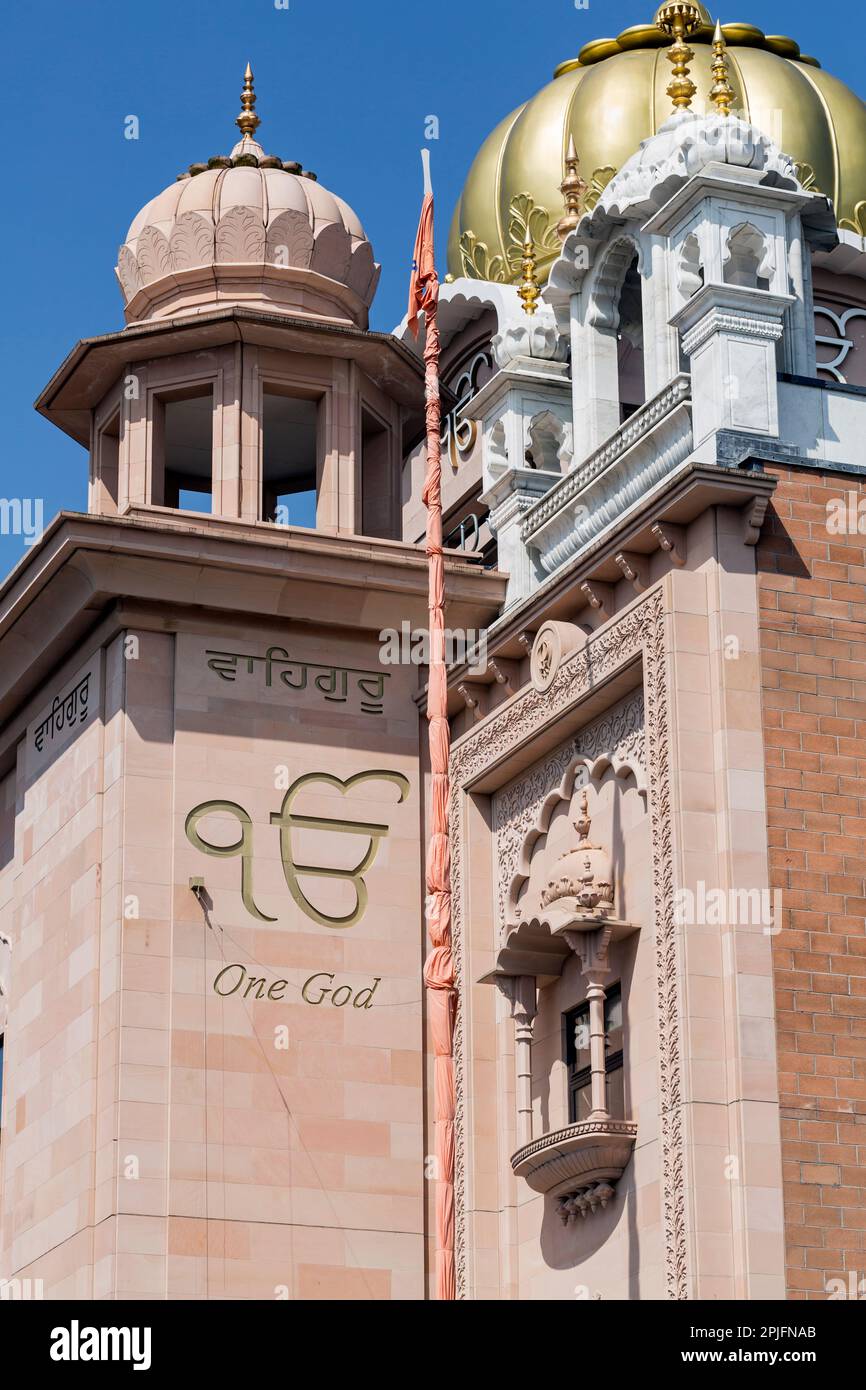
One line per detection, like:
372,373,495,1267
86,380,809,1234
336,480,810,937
302,972,334,1004
271,771,410,928
185,801,276,923
213,963,246,996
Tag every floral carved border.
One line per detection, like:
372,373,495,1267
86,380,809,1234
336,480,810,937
449,587,687,1300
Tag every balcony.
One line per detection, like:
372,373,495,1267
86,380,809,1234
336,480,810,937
511,1118,638,1222
520,373,692,575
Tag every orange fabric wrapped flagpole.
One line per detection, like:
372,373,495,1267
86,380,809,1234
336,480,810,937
408,148,456,1301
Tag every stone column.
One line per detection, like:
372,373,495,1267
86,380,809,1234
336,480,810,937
585,977,610,1120
670,283,793,450
497,975,538,1147
481,469,558,610
563,922,613,1121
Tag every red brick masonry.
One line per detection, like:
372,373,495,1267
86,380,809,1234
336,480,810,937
757,465,866,1300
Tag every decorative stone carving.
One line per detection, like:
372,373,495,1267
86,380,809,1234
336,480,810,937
117,149,379,325
677,232,703,298
170,211,215,272
265,209,314,269
135,225,172,285
521,375,693,576
529,620,585,693
559,1181,617,1222
311,222,351,282
511,1119,638,1202
541,790,614,913
493,689,646,935
116,245,142,299
215,205,266,262
723,221,774,287
573,690,646,793
453,591,685,1298
492,319,567,368
347,240,379,301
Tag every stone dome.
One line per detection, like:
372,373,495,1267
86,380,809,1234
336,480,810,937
116,66,379,328
448,5,866,287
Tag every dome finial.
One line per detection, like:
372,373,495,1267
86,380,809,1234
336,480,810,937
557,134,588,241
236,62,261,141
656,3,703,112
517,238,540,316
710,20,735,116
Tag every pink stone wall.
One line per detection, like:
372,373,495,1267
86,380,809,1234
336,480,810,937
0,623,426,1299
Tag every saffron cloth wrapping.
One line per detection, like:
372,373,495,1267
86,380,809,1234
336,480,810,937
408,172,456,1301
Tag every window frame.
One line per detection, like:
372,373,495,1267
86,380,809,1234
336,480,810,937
564,982,624,1124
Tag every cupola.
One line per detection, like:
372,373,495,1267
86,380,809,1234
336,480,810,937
116,65,379,329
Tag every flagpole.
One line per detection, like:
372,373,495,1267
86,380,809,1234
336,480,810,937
410,148,457,1300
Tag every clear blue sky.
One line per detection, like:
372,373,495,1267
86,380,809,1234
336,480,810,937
0,0,861,578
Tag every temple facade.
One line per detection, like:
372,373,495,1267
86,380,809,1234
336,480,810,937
1,5,865,1301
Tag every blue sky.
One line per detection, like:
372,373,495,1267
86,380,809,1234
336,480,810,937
0,0,862,577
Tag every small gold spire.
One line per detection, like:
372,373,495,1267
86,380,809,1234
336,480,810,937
557,134,588,241
236,62,261,141
517,238,540,316
710,20,735,116
656,2,703,112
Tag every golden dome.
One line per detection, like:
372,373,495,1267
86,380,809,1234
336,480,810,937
447,8,866,286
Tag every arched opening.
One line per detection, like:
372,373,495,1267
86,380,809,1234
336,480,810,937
677,233,704,299
723,223,772,291
616,255,646,422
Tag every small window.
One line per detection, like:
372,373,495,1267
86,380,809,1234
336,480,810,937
361,408,392,538
158,387,214,513
262,388,318,528
617,258,645,423
565,984,624,1123
95,409,120,514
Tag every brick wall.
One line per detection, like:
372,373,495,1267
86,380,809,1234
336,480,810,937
757,465,866,1300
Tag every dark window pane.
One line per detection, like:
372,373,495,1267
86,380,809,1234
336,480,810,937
607,1063,625,1121
605,984,623,1057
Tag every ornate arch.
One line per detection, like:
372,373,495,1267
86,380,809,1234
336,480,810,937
586,233,643,332
450,590,685,1300
494,689,646,932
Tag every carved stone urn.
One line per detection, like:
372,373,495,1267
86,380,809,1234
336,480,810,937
541,790,614,914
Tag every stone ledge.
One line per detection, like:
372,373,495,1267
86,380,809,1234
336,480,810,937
511,1119,638,1200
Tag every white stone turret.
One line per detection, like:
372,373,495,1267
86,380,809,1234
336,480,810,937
546,109,837,467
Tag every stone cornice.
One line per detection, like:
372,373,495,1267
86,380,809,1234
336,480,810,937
0,510,505,741
36,305,432,445
681,310,785,356
443,464,778,701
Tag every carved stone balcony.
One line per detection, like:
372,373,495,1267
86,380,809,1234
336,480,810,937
520,373,692,575
511,1119,637,1221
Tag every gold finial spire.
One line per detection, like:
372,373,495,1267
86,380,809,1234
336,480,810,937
710,20,735,116
517,238,540,316
655,3,703,112
236,62,261,141
557,135,588,241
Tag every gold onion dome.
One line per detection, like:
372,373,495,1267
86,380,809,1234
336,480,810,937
448,4,866,287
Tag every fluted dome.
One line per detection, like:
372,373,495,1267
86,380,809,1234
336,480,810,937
116,67,379,328
448,6,866,287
